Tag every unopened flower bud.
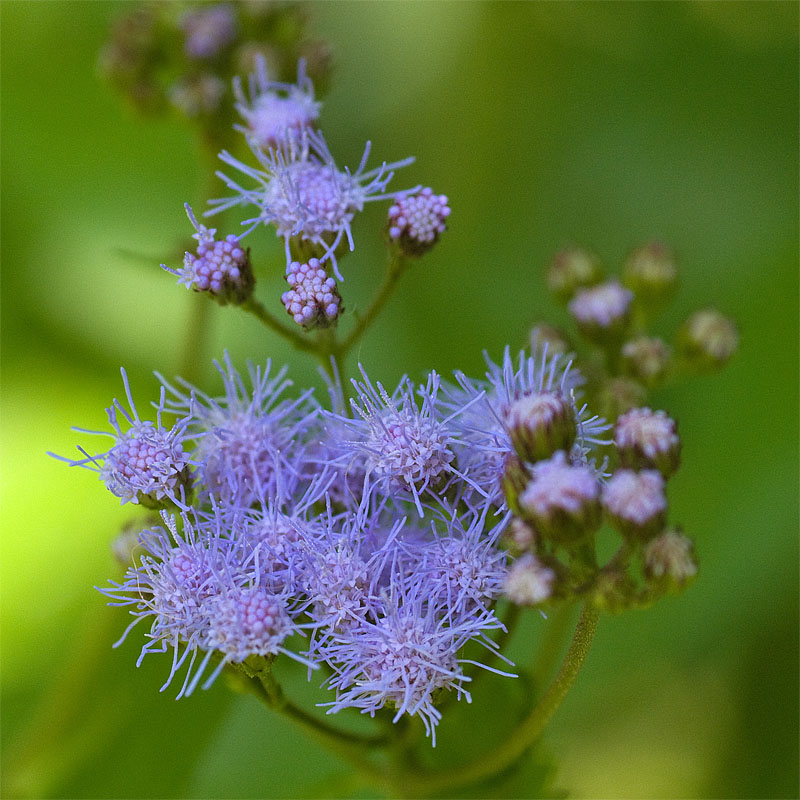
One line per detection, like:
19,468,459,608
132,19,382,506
504,517,536,553
166,206,254,305
387,188,450,257
530,323,572,357
677,309,738,372
596,377,647,422
620,336,671,389
504,553,557,606
298,39,334,94
519,452,601,544
281,259,342,328
568,281,633,342
591,568,636,613
504,391,576,463
603,469,666,541
644,528,698,588
546,246,603,303
623,241,678,309
615,407,681,478
502,454,531,513
111,516,158,566
180,3,238,60
169,73,226,117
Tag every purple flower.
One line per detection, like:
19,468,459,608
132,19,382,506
180,3,237,60
99,511,251,696
210,127,415,279
158,353,317,506
323,367,481,516
318,582,508,745
50,368,192,506
233,56,320,149
281,258,341,328
163,205,254,305
388,187,450,256
410,503,509,614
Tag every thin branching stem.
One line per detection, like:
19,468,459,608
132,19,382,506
240,297,318,353
339,252,408,357
400,602,600,796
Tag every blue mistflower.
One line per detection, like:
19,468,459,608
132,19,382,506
158,352,317,506
410,503,509,615
323,367,485,516
318,581,508,745
233,56,320,149
209,127,415,279
442,345,611,501
100,511,252,696
50,368,193,506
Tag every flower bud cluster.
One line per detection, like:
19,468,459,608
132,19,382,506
495,242,727,612
281,259,341,328
387,188,451,256
545,242,735,410
166,205,254,305
62,352,543,742
99,2,332,122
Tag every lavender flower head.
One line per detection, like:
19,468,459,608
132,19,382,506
180,3,237,60
164,205,254,305
211,127,415,279
388,187,450,256
443,345,609,502
323,367,479,516
568,280,633,329
281,258,341,328
319,582,507,744
234,56,320,149
158,353,316,506
50,368,192,506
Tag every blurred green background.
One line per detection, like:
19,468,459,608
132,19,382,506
2,2,798,798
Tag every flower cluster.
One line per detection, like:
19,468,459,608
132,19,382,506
98,2,331,120
496,242,737,612
210,76,415,280
73,15,738,760
69,350,597,741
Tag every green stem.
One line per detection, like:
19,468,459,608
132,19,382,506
241,297,318,353
232,663,390,786
404,602,600,796
179,294,212,384
339,253,407,357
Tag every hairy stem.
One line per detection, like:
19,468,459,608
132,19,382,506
403,602,600,796
231,663,389,780
339,253,407,357
241,297,318,353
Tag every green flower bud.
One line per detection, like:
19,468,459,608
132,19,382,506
623,241,678,310
620,336,671,389
602,469,667,542
644,528,697,590
677,308,738,372
530,323,572,358
615,408,681,478
546,246,604,303
596,377,648,422
519,452,602,545
504,391,576,463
